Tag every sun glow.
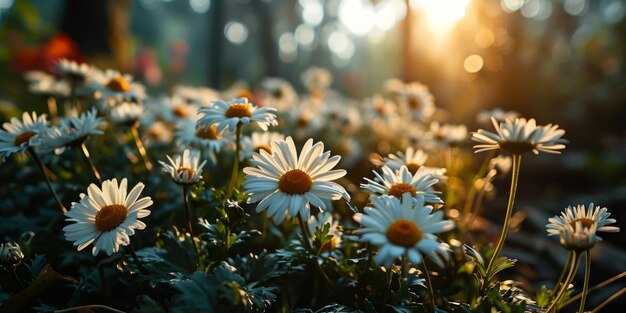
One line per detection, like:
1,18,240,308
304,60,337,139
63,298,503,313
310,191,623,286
412,0,471,29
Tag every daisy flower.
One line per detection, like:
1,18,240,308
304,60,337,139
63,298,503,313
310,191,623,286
472,117,567,155
260,77,299,111
546,203,619,250
428,122,468,148
384,147,447,180
301,66,332,92
488,155,512,179
197,97,277,132
110,102,144,126
36,108,104,154
0,242,24,267
63,178,152,256
159,149,207,185
240,131,285,160
172,85,221,107
242,137,350,224
25,71,70,97
361,165,443,204
0,112,49,161
398,82,436,122
176,119,234,162
56,58,94,82
353,194,454,268
90,69,146,105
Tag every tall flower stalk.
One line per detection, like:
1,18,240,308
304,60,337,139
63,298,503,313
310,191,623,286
28,147,67,213
225,123,242,200
80,142,102,184
485,154,521,276
130,123,152,171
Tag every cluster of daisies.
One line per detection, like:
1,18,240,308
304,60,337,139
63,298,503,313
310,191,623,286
1,59,621,311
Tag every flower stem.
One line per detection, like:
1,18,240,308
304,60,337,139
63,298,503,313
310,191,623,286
127,241,145,274
422,261,436,313
546,251,581,313
297,215,312,251
381,267,393,312
462,151,495,226
554,251,573,295
27,147,67,214
225,123,242,200
80,142,102,184
578,250,592,313
562,271,626,307
485,154,521,278
182,185,199,264
590,286,626,313
130,124,152,171
463,173,495,237
401,253,409,279
46,96,58,123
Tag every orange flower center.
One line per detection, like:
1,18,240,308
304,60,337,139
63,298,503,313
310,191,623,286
237,90,254,101
408,97,421,109
195,125,221,140
225,103,252,118
405,163,422,175
386,219,422,247
13,131,36,146
95,204,127,232
570,218,595,229
177,167,195,179
279,169,313,195
387,183,417,198
253,145,272,154
106,76,130,92
296,117,309,127
435,132,445,141
172,106,188,117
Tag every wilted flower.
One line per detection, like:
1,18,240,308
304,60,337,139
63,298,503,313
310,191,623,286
63,178,152,256
353,194,454,268
0,112,49,161
197,97,277,132
243,137,350,224
472,117,567,155
547,203,619,251
0,243,24,267
361,165,443,204
159,149,207,185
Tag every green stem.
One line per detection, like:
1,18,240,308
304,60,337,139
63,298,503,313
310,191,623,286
225,123,242,200
182,185,199,265
546,251,581,313
126,242,145,274
464,173,494,237
47,96,58,122
485,154,521,278
381,267,393,312
422,261,436,313
553,251,573,296
462,151,496,236
562,271,626,307
402,253,409,279
578,250,591,313
130,124,152,171
80,142,102,184
27,147,67,214
590,286,626,313
297,215,312,251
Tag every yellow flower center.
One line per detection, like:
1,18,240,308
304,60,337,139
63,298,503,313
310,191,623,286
195,125,221,140
570,218,595,229
225,103,252,118
387,183,417,198
13,131,36,146
95,204,127,232
408,97,421,109
172,106,189,117
177,167,195,179
279,169,313,195
405,163,422,175
253,145,272,154
106,76,130,92
498,141,535,155
386,219,422,247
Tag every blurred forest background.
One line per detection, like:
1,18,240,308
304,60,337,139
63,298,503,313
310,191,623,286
0,0,625,308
